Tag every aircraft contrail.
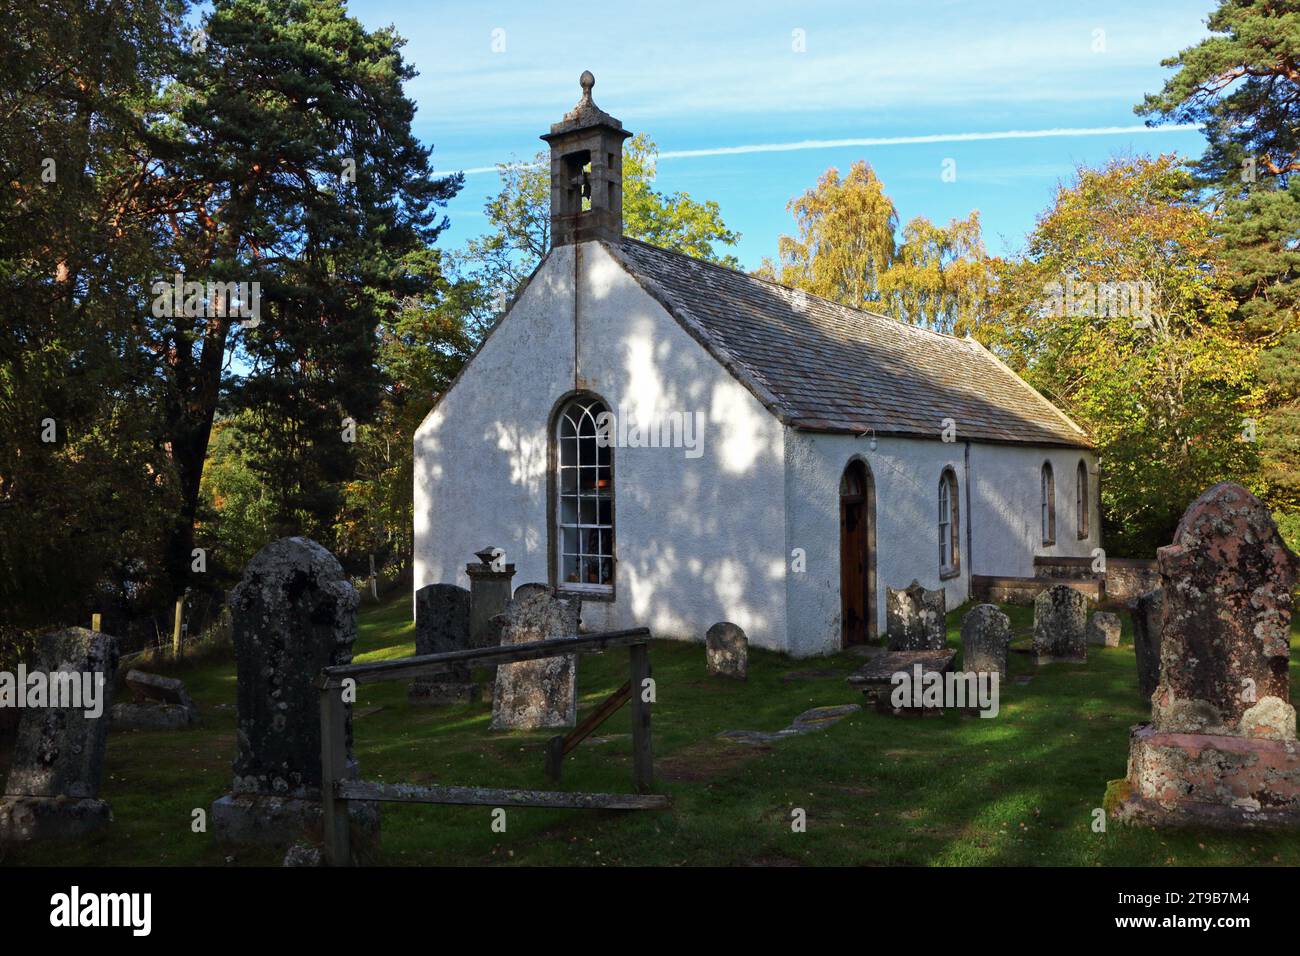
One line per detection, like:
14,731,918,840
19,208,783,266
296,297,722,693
457,123,1202,175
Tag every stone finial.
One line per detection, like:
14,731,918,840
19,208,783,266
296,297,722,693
579,70,595,99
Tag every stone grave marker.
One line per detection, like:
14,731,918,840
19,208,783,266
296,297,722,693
886,580,946,651
1086,611,1122,648
0,627,118,841
409,583,476,704
705,622,748,679
1110,483,1300,828
211,537,378,848
1033,584,1087,663
960,604,1011,680
111,669,198,730
1130,588,1164,701
491,590,579,730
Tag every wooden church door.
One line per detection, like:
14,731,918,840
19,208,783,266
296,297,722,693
839,459,876,647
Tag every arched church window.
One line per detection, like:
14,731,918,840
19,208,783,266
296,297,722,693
555,395,614,592
939,467,960,575
1041,461,1056,546
1076,460,1089,540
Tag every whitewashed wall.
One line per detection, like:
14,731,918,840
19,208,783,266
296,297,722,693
414,242,790,650
784,432,970,656
969,444,1100,578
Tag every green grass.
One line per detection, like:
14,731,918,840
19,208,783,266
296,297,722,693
4,594,1300,866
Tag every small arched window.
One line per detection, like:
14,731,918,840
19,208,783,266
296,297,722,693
1076,460,1089,540
1041,461,1056,546
939,467,960,576
554,395,614,593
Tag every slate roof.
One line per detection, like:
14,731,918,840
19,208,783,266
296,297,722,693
607,238,1091,449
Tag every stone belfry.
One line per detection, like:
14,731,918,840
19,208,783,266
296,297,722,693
541,71,632,247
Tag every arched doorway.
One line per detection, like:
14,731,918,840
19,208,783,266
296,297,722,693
840,459,877,647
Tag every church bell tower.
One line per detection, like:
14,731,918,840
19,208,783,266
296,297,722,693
541,71,632,248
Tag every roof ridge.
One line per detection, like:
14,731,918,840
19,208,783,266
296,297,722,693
617,236,974,346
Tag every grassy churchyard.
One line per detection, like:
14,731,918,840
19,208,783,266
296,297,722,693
3,594,1300,868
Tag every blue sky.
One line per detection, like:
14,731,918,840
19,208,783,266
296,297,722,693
351,0,1215,267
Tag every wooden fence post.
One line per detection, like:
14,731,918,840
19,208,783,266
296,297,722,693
628,642,653,793
319,684,352,866
171,596,184,658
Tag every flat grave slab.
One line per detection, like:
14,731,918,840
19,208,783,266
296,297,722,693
846,649,957,716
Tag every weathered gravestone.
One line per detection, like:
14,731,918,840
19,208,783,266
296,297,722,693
211,537,378,848
885,580,946,651
111,669,199,730
705,622,748,680
514,582,550,601
1086,611,1122,648
0,628,118,841
409,584,476,704
491,591,579,730
961,604,1011,680
1110,483,1300,828
1033,584,1087,663
1130,588,1164,701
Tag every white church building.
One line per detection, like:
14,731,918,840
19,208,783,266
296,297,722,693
414,74,1099,657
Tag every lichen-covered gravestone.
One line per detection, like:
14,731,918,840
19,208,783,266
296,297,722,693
1111,483,1300,828
111,669,198,730
212,537,378,847
1033,584,1087,663
960,604,1011,680
1130,588,1164,701
885,581,946,651
706,622,748,680
0,628,118,841
409,584,476,704
1086,611,1122,648
491,590,579,730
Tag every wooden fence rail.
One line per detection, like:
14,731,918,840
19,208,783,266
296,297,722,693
317,627,667,866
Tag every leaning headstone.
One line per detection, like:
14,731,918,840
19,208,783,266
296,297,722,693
1110,483,1300,828
0,628,118,841
885,580,946,651
1086,611,1122,648
1130,588,1164,701
111,669,199,730
409,584,476,704
1033,584,1087,663
466,546,515,650
705,622,748,680
211,537,378,849
960,604,1011,680
491,591,579,730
